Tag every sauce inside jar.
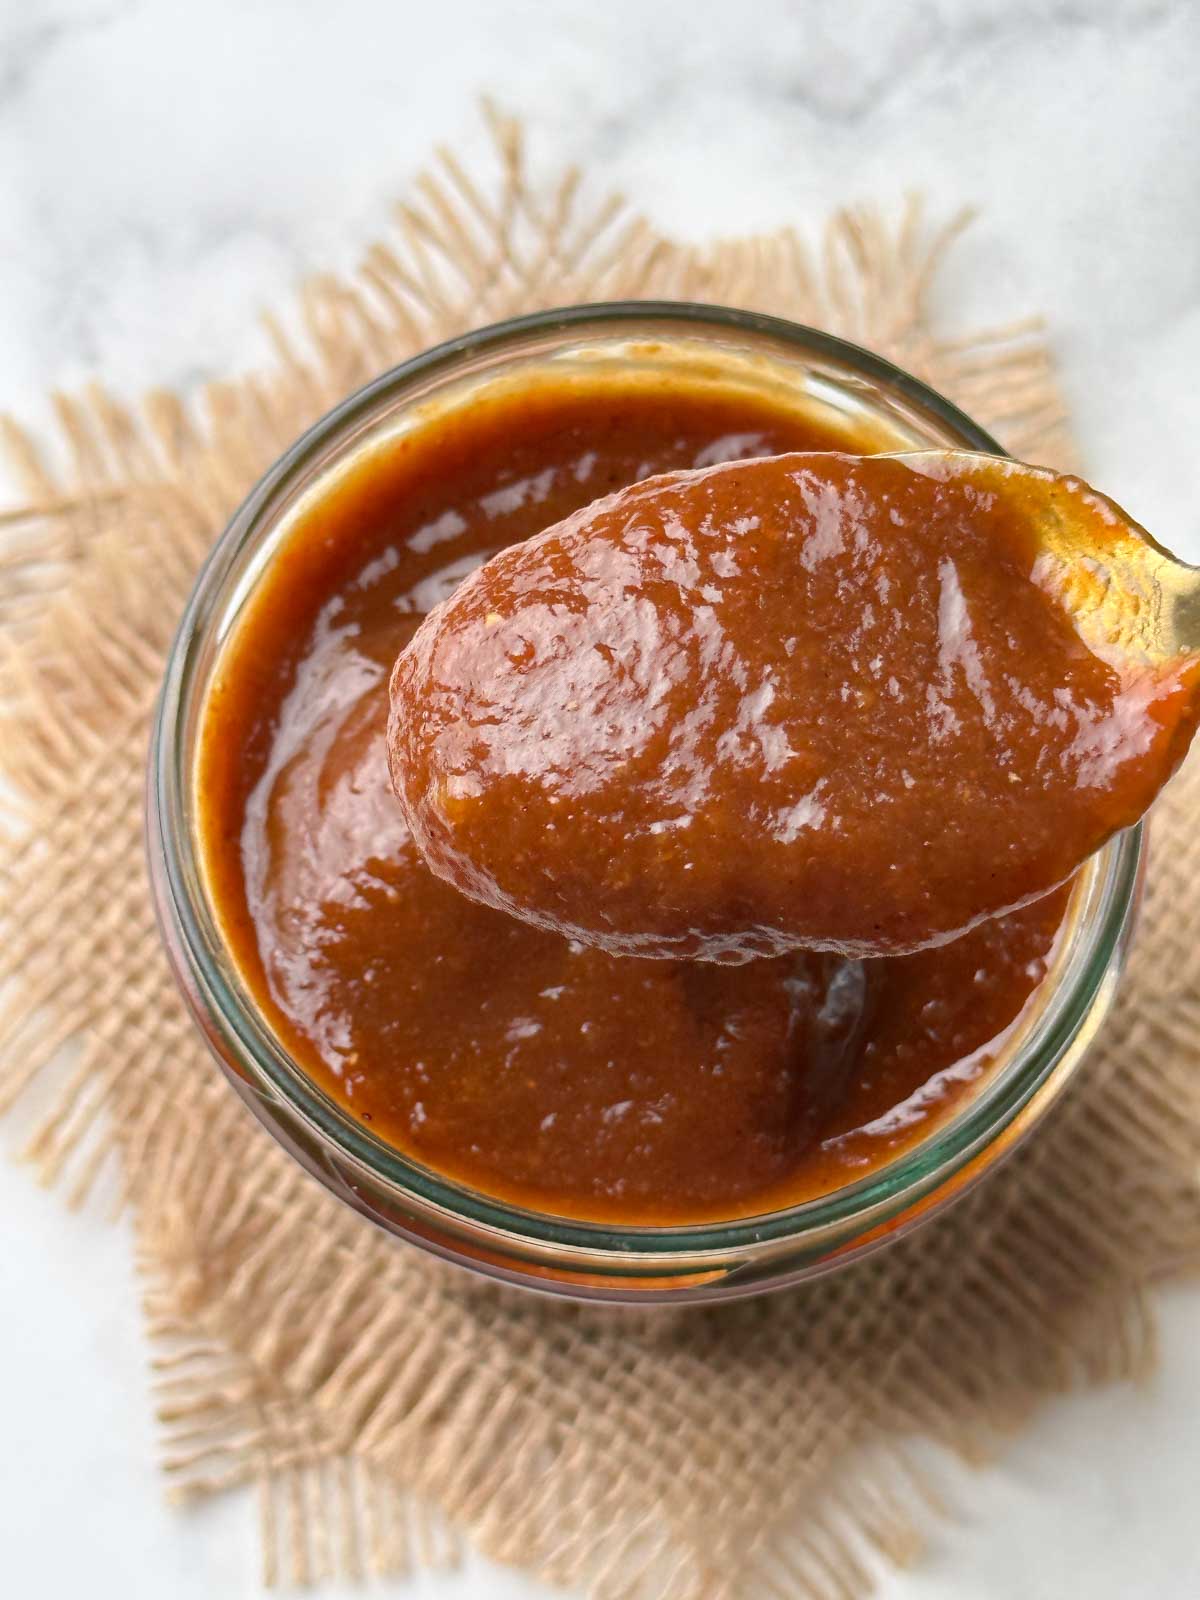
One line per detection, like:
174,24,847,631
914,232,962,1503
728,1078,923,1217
198,377,1074,1225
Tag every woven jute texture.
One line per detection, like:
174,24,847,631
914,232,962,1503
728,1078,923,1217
3,111,1199,1599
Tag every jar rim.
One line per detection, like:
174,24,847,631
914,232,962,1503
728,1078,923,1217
150,300,1143,1265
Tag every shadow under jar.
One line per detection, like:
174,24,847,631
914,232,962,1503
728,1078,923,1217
148,304,1144,1304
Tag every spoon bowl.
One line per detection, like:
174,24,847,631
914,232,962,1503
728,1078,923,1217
389,447,1200,960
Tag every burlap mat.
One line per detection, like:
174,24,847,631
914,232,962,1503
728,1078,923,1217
3,110,1199,1599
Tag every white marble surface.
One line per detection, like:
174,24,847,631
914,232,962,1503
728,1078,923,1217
3,2,1199,1596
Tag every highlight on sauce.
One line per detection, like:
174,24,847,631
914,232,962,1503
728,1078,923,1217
389,451,1198,962
198,376,1091,1225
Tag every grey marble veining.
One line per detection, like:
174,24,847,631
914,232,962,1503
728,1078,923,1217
1,5,1199,1599
2,0,1198,545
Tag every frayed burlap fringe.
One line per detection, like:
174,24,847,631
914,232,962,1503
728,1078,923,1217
1,107,1196,1599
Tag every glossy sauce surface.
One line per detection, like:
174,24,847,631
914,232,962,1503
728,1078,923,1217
199,381,1073,1224
390,451,1198,960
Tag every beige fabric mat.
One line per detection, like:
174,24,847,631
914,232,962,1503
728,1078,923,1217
2,110,1199,1599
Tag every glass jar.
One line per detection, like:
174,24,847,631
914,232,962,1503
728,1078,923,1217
147,303,1143,1304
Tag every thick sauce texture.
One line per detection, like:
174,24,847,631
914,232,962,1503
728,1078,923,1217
199,381,1073,1224
389,452,1198,961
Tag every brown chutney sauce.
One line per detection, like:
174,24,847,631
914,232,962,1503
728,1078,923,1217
389,450,1195,962
198,375,1073,1226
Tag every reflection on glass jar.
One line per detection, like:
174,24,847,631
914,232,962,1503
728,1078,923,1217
148,304,1143,1304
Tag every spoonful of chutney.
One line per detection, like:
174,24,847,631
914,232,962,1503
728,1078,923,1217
387,450,1200,961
